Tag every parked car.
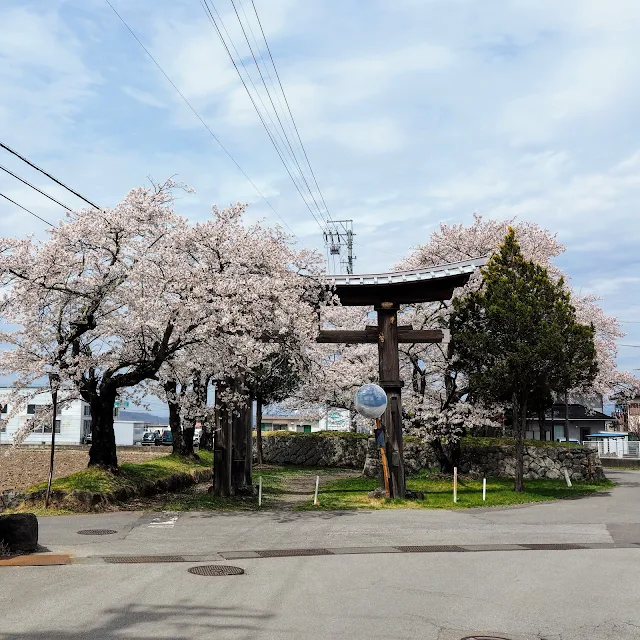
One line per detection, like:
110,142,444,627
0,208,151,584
156,430,173,446
141,431,157,446
83,433,92,445
193,431,201,447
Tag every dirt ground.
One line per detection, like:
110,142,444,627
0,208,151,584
0,446,165,492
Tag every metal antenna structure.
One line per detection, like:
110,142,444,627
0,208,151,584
323,220,355,274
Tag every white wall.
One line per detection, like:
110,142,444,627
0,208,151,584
0,387,87,445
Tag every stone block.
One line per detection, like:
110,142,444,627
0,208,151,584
0,513,38,553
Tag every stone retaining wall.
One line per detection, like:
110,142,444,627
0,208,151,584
459,443,604,481
258,433,604,481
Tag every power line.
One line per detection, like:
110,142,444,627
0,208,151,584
0,141,100,210
251,0,333,222
103,0,300,241
200,0,327,235
201,0,308,208
0,163,73,212
619,320,640,324
0,192,54,227
618,344,640,348
229,0,329,229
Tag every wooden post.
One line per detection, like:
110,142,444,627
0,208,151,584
244,396,253,487
44,374,59,509
213,380,232,497
376,303,405,499
453,467,458,503
564,390,570,444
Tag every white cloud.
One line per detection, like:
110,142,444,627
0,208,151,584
121,86,167,109
1,0,640,375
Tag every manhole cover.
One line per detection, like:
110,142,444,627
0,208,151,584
77,529,117,536
188,565,244,576
104,556,185,563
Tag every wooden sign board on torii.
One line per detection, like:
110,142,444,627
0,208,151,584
318,257,487,499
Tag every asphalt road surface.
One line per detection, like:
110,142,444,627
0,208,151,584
2,470,640,640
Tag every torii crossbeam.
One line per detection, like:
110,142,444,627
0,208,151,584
318,257,487,498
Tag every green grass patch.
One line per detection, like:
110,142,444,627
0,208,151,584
301,472,614,511
26,451,213,496
462,436,582,448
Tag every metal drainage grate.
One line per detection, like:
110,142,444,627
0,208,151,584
103,555,186,564
460,636,513,640
397,545,465,553
77,529,117,536
188,565,244,577
522,543,584,551
256,548,332,558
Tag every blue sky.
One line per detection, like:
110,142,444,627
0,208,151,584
1,0,639,412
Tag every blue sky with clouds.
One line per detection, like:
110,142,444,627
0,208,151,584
1,0,640,398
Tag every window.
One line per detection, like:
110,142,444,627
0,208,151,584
0,422,5,433
83,405,90,416
27,404,36,415
44,420,61,434
0,403,7,414
83,420,91,433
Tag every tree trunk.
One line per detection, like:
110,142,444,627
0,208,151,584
181,425,196,457
88,388,118,470
256,398,263,465
200,422,213,451
513,393,525,492
165,380,182,456
350,410,357,433
430,439,459,474
538,407,547,442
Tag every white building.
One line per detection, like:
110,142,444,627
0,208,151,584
260,407,352,433
0,387,130,446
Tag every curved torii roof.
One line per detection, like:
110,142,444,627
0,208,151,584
327,257,488,306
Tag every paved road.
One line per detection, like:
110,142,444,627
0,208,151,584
1,471,640,640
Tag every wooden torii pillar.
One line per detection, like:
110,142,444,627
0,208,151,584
317,258,486,499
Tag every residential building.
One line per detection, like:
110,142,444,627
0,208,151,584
259,407,352,433
0,386,125,446
613,395,640,434
526,402,616,442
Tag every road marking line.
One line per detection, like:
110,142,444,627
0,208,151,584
147,515,178,529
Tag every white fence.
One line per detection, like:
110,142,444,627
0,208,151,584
584,440,640,459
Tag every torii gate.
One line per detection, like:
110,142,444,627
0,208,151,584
318,257,486,498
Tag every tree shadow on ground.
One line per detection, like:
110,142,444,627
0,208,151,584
0,603,274,640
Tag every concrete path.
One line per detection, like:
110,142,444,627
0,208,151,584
34,470,639,557
1,471,639,640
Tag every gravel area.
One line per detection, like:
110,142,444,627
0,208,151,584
0,446,165,491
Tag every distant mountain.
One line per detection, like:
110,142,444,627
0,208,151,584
119,410,168,425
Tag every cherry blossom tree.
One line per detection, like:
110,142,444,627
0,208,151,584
299,213,636,471
0,178,327,471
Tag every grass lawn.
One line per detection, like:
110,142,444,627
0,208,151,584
148,465,352,512
302,471,614,510
26,451,214,495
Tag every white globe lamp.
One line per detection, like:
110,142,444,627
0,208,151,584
354,384,388,419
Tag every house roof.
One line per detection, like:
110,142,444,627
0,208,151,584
534,404,613,421
327,257,488,306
